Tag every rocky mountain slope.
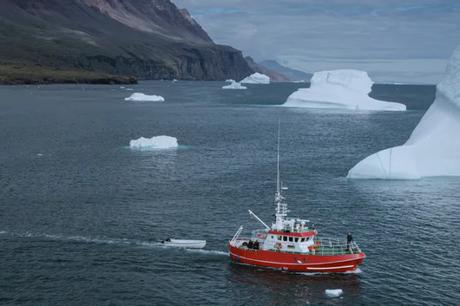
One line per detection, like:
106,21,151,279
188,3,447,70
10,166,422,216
259,60,312,82
245,57,290,82
245,57,312,82
0,0,253,84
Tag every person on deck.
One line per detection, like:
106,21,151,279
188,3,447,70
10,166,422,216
347,233,353,250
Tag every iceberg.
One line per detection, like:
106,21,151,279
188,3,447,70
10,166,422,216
325,289,343,298
124,93,165,102
222,80,247,90
240,72,270,84
129,136,178,150
348,46,460,179
283,70,406,111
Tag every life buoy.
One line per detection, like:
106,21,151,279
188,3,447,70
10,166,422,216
274,242,282,251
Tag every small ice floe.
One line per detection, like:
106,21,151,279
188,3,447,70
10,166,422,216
240,72,270,84
36,153,44,157
325,289,343,298
225,79,234,83
172,79,178,83
222,80,247,90
124,93,165,102
129,135,178,150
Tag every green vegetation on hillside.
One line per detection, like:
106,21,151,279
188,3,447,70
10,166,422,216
0,64,136,85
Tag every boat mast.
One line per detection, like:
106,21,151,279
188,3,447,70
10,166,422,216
277,119,281,196
274,120,288,231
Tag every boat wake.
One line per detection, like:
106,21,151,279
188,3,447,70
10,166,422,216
185,248,229,256
0,230,227,256
296,267,363,276
346,267,363,274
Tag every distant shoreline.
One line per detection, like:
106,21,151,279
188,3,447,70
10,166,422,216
0,82,437,87
0,78,138,86
0,70,437,87
0,64,137,85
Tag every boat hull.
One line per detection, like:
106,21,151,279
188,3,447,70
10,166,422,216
228,244,365,273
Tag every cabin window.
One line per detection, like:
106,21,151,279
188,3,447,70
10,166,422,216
301,238,305,242
289,237,293,242
295,237,299,242
283,236,287,241
278,236,282,241
271,236,274,239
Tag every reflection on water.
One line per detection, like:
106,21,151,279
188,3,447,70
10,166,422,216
228,263,361,304
128,147,178,171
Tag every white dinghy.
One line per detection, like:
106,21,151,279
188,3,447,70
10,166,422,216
160,238,206,249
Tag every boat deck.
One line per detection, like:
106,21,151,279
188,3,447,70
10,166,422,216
232,237,362,256
312,239,362,255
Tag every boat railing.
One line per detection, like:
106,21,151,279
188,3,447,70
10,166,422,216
231,237,362,255
233,237,261,243
231,237,262,247
313,238,362,256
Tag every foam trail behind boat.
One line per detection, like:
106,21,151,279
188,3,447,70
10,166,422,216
0,231,227,256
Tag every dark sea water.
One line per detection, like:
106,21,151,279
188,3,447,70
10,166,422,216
1,81,459,305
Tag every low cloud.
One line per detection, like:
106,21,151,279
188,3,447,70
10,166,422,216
173,0,460,83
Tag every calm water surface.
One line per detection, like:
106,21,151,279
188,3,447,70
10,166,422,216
1,81,459,305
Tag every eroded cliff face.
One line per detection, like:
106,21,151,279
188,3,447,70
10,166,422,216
0,0,253,83
76,45,253,81
83,0,212,43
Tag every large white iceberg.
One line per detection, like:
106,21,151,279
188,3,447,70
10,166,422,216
283,70,406,111
240,72,270,84
348,46,460,179
124,93,165,102
222,80,247,90
129,136,178,150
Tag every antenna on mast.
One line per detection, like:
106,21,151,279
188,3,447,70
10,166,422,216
274,119,288,230
277,119,281,197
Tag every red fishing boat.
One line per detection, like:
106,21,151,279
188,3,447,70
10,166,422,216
228,126,366,273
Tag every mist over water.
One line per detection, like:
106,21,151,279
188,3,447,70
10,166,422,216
1,81,458,305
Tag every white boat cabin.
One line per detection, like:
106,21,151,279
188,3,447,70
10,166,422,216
261,228,316,253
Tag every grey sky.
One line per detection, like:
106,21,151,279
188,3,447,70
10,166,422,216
173,0,460,84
